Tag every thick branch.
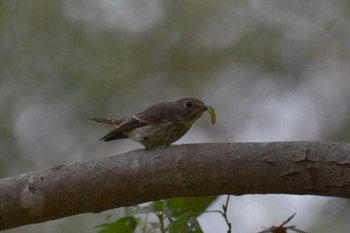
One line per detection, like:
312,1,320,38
1,141,350,230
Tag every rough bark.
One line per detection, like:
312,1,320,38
1,141,350,230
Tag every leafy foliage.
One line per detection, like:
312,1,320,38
96,216,138,233
97,197,308,233
169,215,203,233
99,196,218,233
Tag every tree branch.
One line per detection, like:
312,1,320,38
1,141,350,230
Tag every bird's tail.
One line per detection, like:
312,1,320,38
88,118,122,127
89,118,129,141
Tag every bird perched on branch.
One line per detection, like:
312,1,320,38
89,97,216,150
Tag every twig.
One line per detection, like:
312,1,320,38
156,213,166,233
258,213,309,233
222,195,232,233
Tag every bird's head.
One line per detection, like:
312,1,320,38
175,97,216,124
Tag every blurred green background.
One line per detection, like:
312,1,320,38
2,0,350,232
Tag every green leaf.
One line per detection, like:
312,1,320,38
152,200,164,212
96,216,138,233
166,196,218,217
169,215,203,233
149,200,175,218
187,217,203,233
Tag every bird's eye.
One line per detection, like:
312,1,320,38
184,101,193,108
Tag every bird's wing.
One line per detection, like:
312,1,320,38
90,103,171,142
97,116,148,141
88,118,125,127
133,102,169,122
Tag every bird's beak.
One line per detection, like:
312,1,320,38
205,106,216,125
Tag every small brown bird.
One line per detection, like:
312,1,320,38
89,97,216,149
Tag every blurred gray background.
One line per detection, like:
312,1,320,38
2,0,350,232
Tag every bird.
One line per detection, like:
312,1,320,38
89,97,216,150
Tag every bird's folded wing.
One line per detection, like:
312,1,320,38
99,116,148,141
88,118,125,126
90,104,167,142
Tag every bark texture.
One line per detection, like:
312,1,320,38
1,141,350,230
